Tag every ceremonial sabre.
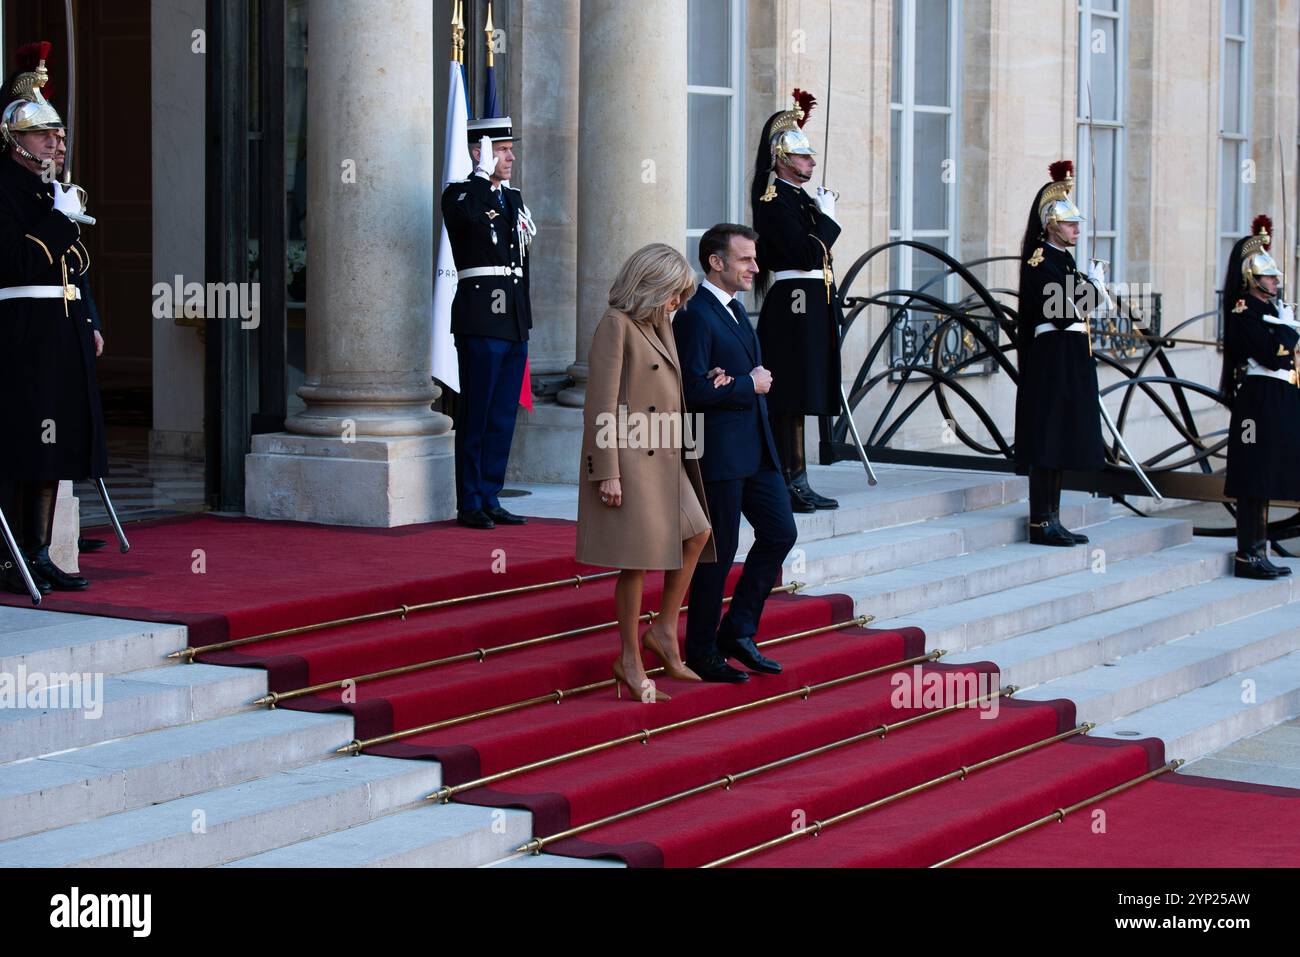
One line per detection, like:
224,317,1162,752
1097,398,1162,501
0,509,42,605
841,386,879,486
821,1,832,189
59,0,95,226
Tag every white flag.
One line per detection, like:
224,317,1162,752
432,61,471,392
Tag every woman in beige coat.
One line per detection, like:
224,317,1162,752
576,244,727,702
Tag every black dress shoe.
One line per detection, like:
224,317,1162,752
1235,553,1281,580
486,506,528,526
0,559,51,595
31,550,89,591
685,654,749,683
791,472,838,510
1028,519,1076,547
78,537,108,553
718,635,783,675
457,509,496,530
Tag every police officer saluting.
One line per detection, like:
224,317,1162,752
1220,215,1297,579
751,89,841,513
441,117,537,530
0,44,104,594
1013,161,1109,547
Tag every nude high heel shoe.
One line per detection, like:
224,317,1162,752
613,658,671,702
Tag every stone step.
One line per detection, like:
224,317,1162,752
806,515,1192,624
1018,601,1300,737
0,663,266,764
0,607,184,678
225,799,531,868
895,540,1234,655
788,496,1114,588
0,755,437,867
1088,647,1300,763
947,563,1296,688
0,708,351,842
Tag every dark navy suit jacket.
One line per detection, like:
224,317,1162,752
673,286,782,482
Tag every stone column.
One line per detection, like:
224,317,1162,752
245,0,455,526
556,0,688,408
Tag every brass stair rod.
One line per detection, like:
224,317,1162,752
169,569,622,661
337,615,875,755
257,582,804,708
430,648,947,803
701,723,1093,868
930,758,1184,868
515,685,1016,855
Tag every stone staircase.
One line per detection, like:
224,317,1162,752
1,463,1297,868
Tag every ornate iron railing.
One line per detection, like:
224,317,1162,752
821,239,1299,545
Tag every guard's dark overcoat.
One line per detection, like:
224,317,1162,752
1013,242,1106,472
753,178,842,416
0,156,106,481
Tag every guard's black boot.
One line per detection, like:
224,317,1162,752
1255,500,1291,577
30,547,89,590
772,414,815,513
786,417,838,509
24,481,89,590
1028,468,1074,546
0,556,51,595
1048,470,1088,543
1235,499,1280,579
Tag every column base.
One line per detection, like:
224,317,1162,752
505,400,584,485
51,481,80,574
245,432,456,527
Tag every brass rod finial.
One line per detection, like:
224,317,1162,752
1003,685,1019,696
934,648,949,658
430,786,453,803
335,741,361,756
167,647,194,661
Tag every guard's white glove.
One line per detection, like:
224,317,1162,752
474,135,497,179
52,181,85,219
1278,300,1297,327
814,186,837,221
1086,259,1113,312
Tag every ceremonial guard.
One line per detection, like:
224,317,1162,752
751,89,841,513
0,44,103,594
1013,161,1108,546
1220,215,1298,579
441,117,537,530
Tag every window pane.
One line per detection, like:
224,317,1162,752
914,0,950,107
890,242,904,292
1223,39,1242,134
912,111,949,230
688,0,730,87
1087,15,1118,121
686,236,702,279
1092,0,1119,11
1220,237,1237,283
1219,139,1241,230
1093,127,1117,231
687,94,730,228
1092,237,1114,273
891,0,904,104
890,108,902,230
913,254,947,299
1224,0,1243,36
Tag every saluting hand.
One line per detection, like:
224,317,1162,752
475,135,498,179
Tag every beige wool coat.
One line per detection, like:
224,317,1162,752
575,307,716,570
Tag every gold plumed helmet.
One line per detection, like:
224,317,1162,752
1038,160,1085,228
1,41,65,162
1241,214,1283,290
757,89,817,202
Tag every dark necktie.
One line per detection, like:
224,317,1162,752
728,300,748,326
495,188,507,212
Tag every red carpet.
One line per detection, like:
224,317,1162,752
11,513,1300,867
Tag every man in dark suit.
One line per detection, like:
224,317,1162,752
440,117,535,530
673,224,798,683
